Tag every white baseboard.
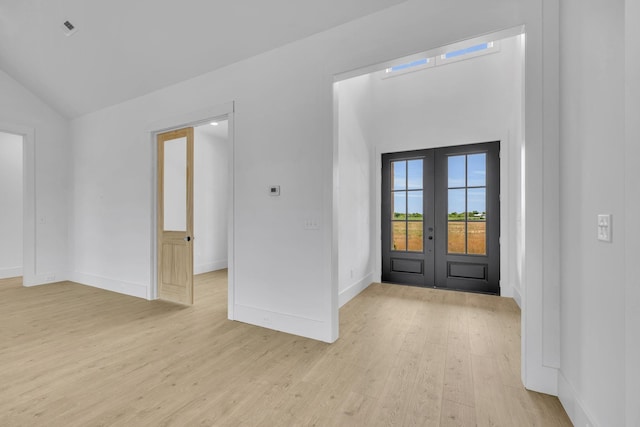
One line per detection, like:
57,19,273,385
194,260,228,275
234,303,334,343
0,267,22,279
339,272,374,307
69,272,148,299
559,371,598,427
512,285,522,309
22,272,69,286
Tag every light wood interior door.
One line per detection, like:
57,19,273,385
157,127,194,304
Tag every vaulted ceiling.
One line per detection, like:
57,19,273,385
0,0,405,118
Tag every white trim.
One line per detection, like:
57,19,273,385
69,271,148,299
234,304,330,343
339,272,374,307
147,103,235,318
0,123,36,286
330,81,341,342
0,267,22,279
512,284,522,309
226,113,236,320
558,372,598,427
519,0,562,395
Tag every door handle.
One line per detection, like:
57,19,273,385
428,236,433,240
184,236,192,242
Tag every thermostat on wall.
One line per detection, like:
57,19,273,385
269,185,280,196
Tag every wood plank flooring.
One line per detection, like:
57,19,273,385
0,272,572,426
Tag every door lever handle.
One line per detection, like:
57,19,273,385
184,236,192,242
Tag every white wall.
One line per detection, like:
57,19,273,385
67,0,558,381
558,1,626,426
0,132,23,278
337,35,524,305
194,126,229,274
7,1,638,423
336,74,375,306
0,69,70,285
625,2,640,426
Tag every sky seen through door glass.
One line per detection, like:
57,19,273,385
393,159,423,214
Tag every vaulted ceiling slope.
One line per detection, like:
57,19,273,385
0,0,405,118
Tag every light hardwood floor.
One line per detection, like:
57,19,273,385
0,272,572,426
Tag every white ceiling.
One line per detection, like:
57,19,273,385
0,0,405,118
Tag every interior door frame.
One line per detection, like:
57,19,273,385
148,102,235,318
0,123,36,286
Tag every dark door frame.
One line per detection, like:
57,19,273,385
381,141,500,294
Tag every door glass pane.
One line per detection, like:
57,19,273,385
407,191,423,219
448,155,466,187
467,187,486,255
392,161,406,190
392,221,407,251
407,221,423,252
448,222,466,254
467,188,486,220
468,221,487,255
448,189,466,221
467,153,486,187
448,188,466,254
407,159,423,190
393,192,407,219
163,137,187,231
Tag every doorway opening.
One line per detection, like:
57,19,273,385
334,28,524,304
150,104,234,314
0,131,24,282
155,118,230,305
193,121,230,277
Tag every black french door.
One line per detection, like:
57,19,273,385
381,141,500,294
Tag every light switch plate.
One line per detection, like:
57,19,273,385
597,214,612,242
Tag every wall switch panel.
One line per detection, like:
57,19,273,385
597,214,612,242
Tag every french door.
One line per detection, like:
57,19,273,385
381,141,500,294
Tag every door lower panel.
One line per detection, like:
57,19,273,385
391,258,424,274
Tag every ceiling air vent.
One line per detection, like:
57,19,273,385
61,20,78,37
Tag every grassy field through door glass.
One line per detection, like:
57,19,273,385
448,221,486,255
392,221,423,252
